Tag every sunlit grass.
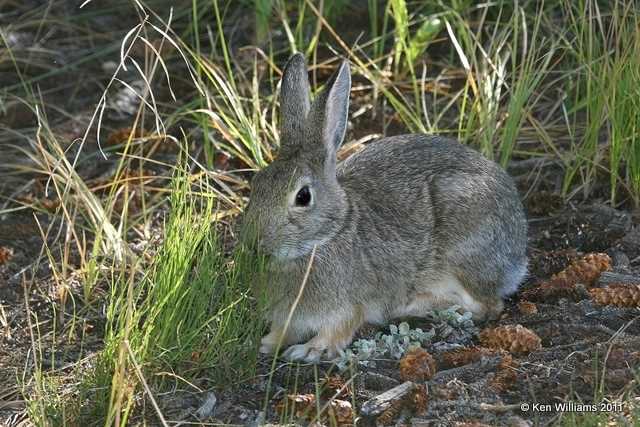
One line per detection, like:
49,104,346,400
560,0,640,205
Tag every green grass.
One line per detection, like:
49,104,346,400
560,0,640,204
23,160,266,424
92,164,264,424
556,347,640,426
2,0,640,425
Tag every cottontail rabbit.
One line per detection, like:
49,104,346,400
242,53,527,362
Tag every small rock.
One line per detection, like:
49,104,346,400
109,79,146,116
361,381,417,416
195,392,217,419
609,249,630,269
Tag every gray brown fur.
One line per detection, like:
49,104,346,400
242,53,528,362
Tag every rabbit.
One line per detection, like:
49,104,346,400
242,53,528,363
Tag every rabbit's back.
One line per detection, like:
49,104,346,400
337,134,528,299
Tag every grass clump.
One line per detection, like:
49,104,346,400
25,163,266,424
561,0,640,204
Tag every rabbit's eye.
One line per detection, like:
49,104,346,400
295,186,311,207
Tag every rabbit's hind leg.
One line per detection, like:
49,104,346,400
403,273,487,319
282,306,365,363
260,325,294,354
260,309,314,355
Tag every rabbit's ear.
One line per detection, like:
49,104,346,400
306,59,351,168
279,53,311,154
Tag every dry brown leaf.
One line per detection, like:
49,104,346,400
517,300,538,315
20,193,60,212
590,284,640,308
399,347,437,381
521,252,611,301
0,246,13,265
214,152,232,171
275,393,314,420
479,324,542,355
106,127,145,146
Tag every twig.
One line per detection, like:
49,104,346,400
274,244,317,356
429,355,503,383
361,381,416,416
426,400,521,412
124,339,169,427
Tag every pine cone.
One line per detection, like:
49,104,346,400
479,325,542,355
0,246,13,265
552,252,611,285
326,399,353,425
375,399,404,426
490,354,518,392
521,252,611,301
411,384,428,415
440,346,495,369
399,348,437,381
517,301,538,315
589,284,640,308
275,393,315,419
320,374,351,399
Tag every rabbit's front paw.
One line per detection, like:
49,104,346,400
283,338,343,363
259,336,277,354
282,310,364,362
